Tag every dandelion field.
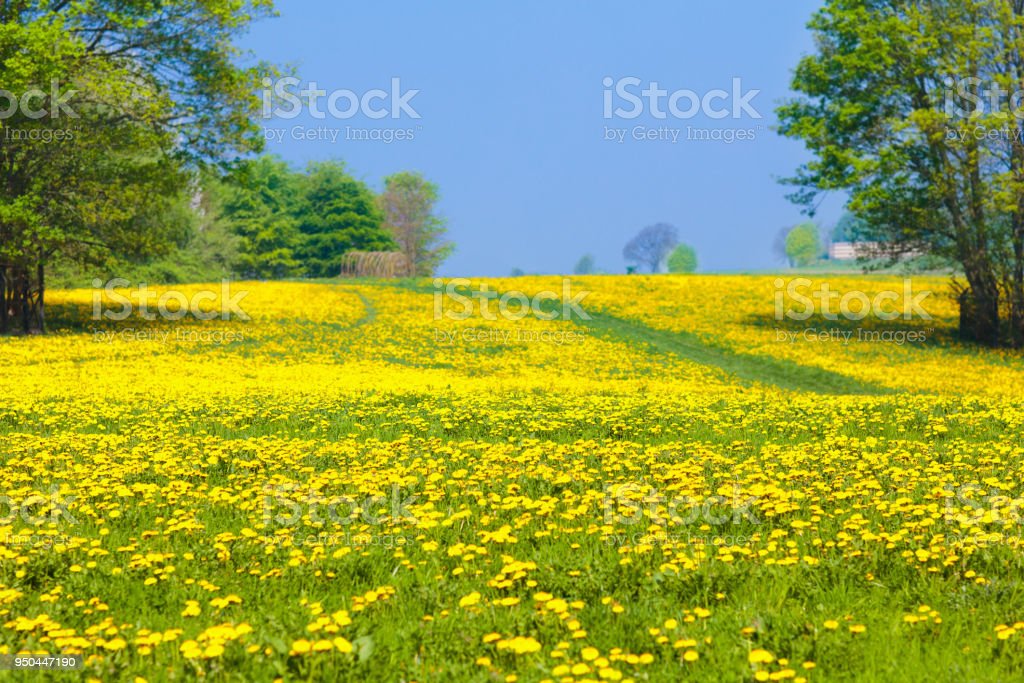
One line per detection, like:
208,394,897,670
2,276,1024,682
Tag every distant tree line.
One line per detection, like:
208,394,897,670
561,224,698,276
0,2,450,335
773,215,955,270
190,157,450,282
47,157,451,290
622,223,697,274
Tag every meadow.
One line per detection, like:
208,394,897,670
1,275,1023,682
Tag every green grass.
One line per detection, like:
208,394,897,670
580,310,892,395
2,279,1023,682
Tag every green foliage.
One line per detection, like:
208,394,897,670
785,223,821,268
214,156,303,279
46,156,448,285
45,188,241,288
832,213,868,244
0,4,447,307
0,0,276,265
298,162,393,278
776,0,1024,345
666,244,698,274
207,156,397,279
0,0,277,331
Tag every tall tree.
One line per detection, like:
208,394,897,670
778,0,1024,346
379,171,453,277
0,1,275,334
214,156,302,279
297,161,393,278
623,223,678,273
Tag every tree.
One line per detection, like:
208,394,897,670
297,161,392,278
785,223,821,268
777,0,1024,346
207,157,400,279
833,212,868,244
623,223,678,273
573,254,596,275
0,1,275,334
379,171,453,277
213,156,303,279
667,244,698,273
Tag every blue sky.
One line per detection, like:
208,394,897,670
241,1,844,276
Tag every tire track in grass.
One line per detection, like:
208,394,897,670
360,278,892,395
349,289,377,327
579,310,893,395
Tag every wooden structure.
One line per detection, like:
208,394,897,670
339,251,411,278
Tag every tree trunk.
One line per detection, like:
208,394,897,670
0,265,7,335
0,265,46,335
1011,215,1024,348
36,261,45,334
959,276,1001,346
19,268,30,335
